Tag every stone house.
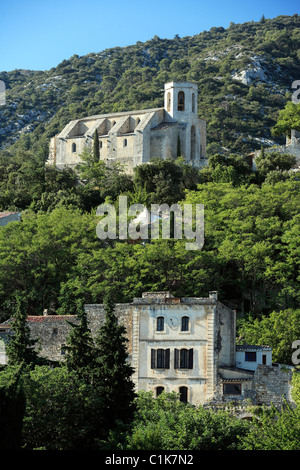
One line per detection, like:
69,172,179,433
0,291,295,408
46,81,207,174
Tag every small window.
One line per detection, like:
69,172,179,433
156,386,164,397
179,386,188,403
99,140,103,149
71,143,76,153
52,327,58,336
245,351,257,362
192,93,195,113
178,91,185,111
223,383,242,395
156,316,164,332
123,138,127,147
151,348,170,369
181,316,189,331
61,344,66,356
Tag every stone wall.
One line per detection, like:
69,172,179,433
253,364,295,406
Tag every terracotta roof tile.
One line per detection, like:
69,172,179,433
0,212,19,219
26,315,75,323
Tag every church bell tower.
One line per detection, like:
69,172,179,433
164,81,198,121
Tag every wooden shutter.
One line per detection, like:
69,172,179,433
157,349,164,368
151,349,156,369
165,349,170,369
174,348,179,369
188,348,194,369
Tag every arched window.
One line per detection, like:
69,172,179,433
151,349,170,369
179,386,188,403
71,142,76,153
167,92,171,112
181,316,189,331
157,349,166,369
192,93,195,113
156,316,164,331
156,386,164,397
178,91,185,111
191,125,196,159
123,138,127,147
174,348,193,369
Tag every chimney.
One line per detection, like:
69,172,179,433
209,291,218,300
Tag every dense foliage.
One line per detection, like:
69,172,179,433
237,309,300,364
125,391,250,450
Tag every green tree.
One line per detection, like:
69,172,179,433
94,293,136,428
0,365,26,450
272,102,300,137
0,206,98,318
237,309,300,364
291,372,300,406
64,299,96,383
21,365,104,450
256,151,296,179
239,404,300,450
133,157,185,205
126,391,250,450
6,295,39,367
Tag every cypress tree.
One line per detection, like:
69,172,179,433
6,295,38,367
0,365,26,450
64,299,96,383
93,129,100,162
94,293,136,428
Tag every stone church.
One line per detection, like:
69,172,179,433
0,291,294,408
47,82,207,173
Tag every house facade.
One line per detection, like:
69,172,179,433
46,82,207,174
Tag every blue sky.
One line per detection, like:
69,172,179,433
0,0,299,72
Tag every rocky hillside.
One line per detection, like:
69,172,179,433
0,14,300,157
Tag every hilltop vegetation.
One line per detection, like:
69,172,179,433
1,14,300,156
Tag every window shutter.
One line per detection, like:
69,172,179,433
174,348,179,369
188,348,194,369
157,349,164,368
151,349,156,369
165,349,170,369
